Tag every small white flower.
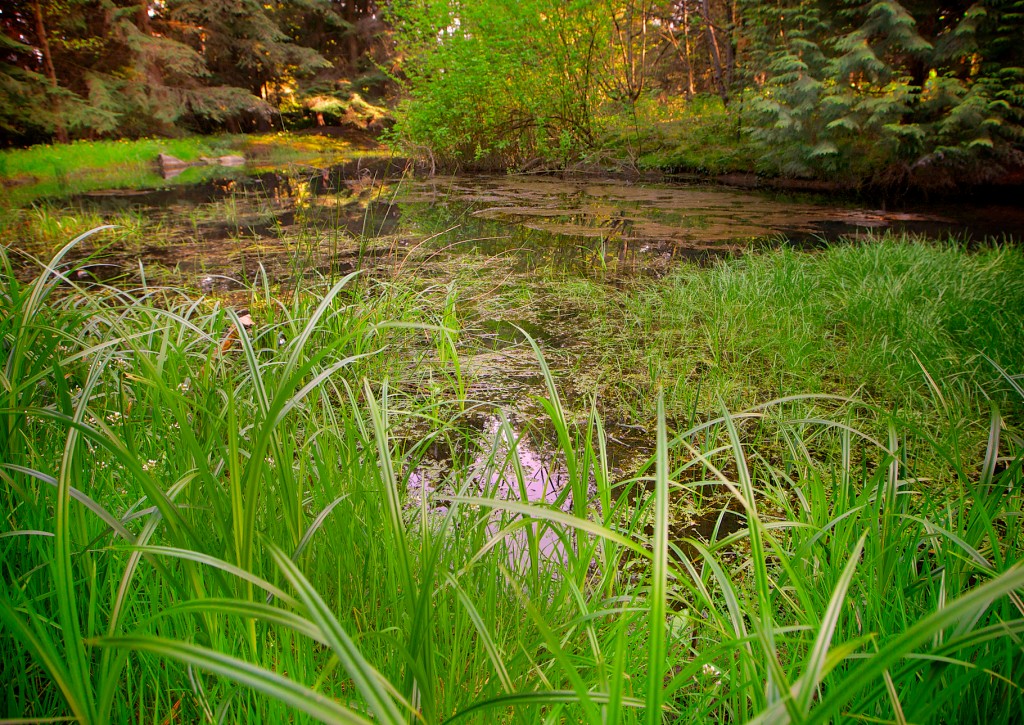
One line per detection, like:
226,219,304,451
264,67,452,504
142,459,158,471
105,411,123,423
177,380,191,393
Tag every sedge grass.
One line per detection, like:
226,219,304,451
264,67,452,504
558,235,1024,439
0,233,1022,723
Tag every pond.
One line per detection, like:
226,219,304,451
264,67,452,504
33,155,1024,292
10,153,1024,556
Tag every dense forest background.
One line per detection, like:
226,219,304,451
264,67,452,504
2,0,1023,186
0,0,394,141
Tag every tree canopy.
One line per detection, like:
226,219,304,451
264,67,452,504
0,0,390,143
2,0,1022,186
387,0,1024,185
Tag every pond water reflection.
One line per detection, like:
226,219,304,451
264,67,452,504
37,158,1023,292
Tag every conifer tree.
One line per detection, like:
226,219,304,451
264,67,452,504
742,0,1024,184
0,28,79,141
0,0,331,140
169,0,329,105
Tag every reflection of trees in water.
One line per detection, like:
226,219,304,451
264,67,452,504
66,171,1003,290
391,193,730,275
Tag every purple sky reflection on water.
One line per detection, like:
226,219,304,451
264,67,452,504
408,415,589,570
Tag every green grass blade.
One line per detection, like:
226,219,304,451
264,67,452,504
446,496,647,558
153,598,328,645
646,391,669,724
133,546,299,608
793,531,868,715
0,592,89,722
291,494,350,563
442,690,646,723
95,636,374,724
808,564,1024,723
267,543,406,724
2,464,135,543
446,573,513,693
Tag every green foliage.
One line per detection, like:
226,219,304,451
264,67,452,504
0,28,98,142
742,0,1024,184
1,232,1023,722
170,0,331,97
384,0,1023,181
0,0,341,142
626,94,758,173
388,0,617,168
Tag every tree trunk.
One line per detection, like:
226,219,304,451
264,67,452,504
724,0,737,87
136,3,166,104
32,0,68,142
682,1,695,97
136,2,152,34
345,0,360,70
699,0,728,103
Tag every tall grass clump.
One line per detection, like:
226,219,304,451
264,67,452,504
569,235,1024,432
1,232,1022,722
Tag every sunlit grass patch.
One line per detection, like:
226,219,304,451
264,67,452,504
603,94,758,175
0,133,382,207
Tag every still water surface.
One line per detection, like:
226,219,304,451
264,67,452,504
56,157,1024,290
